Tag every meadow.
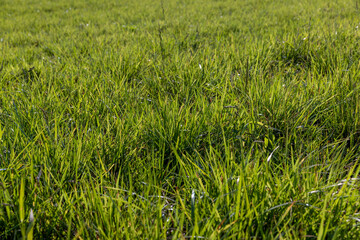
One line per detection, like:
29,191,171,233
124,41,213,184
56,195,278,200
1,0,360,239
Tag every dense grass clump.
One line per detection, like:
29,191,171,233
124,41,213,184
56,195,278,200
1,0,360,239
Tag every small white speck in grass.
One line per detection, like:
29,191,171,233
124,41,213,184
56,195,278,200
29,209,34,222
3,149,10,154
0,38,3,42
199,64,202,70
303,37,306,40
267,146,279,162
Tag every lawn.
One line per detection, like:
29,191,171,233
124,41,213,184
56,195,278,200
1,0,360,239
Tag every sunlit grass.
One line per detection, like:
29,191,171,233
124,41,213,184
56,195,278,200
1,0,360,239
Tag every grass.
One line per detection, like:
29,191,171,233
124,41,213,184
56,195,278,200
1,0,360,238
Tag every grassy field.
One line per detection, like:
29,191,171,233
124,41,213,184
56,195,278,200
1,0,360,239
